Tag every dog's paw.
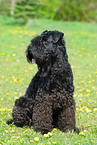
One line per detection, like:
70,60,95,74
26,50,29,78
6,119,13,125
74,127,80,134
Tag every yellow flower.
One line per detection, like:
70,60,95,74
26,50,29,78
24,27,27,30
11,46,16,49
95,71,97,74
78,93,82,97
20,30,23,33
34,137,39,142
1,98,3,101
2,53,5,55
77,86,80,89
89,113,92,115
76,108,78,111
85,108,91,113
93,108,97,111
7,54,10,57
47,142,51,145
92,86,95,90
1,76,4,79
44,134,49,137
15,97,19,99
86,89,90,93
0,108,12,112
29,67,34,70
5,130,8,133
53,128,57,131
85,94,90,97
22,43,24,45
80,107,85,111
23,129,28,133
71,65,73,69
79,88,83,92
19,35,22,38
48,132,53,136
79,132,85,136
74,94,77,97
52,141,57,144
30,140,34,143
80,104,83,107
20,48,23,50
17,26,21,29
13,79,17,82
12,136,18,139
12,53,16,57
11,130,15,133
6,92,9,95
25,70,28,73
88,100,91,103
85,85,88,88
2,121,6,124
80,54,82,57
5,59,8,61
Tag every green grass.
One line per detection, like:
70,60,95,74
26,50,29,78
0,16,97,145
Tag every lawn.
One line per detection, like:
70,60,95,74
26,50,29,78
0,16,97,145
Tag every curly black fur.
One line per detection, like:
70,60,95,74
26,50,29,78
7,30,79,134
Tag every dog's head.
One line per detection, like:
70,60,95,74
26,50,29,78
26,30,65,77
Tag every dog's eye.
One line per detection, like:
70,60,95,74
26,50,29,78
43,36,48,44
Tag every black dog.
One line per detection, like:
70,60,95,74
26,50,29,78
7,30,79,134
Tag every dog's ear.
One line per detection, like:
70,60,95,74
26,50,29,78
52,31,64,43
41,30,48,36
26,45,33,63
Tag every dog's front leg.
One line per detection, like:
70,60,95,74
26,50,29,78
25,71,40,98
57,105,79,134
33,91,53,134
11,96,34,127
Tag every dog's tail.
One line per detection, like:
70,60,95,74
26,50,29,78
6,119,14,125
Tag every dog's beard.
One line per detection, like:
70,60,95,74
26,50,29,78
26,48,52,77
26,48,33,63
40,61,51,77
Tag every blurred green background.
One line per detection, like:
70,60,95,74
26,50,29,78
0,0,97,23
